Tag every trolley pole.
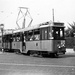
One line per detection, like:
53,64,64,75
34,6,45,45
0,24,4,52
52,8,54,26
52,8,54,22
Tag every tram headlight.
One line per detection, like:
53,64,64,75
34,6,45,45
57,44,61,49
58,45,61,48
57,40,65,49
61,40,65,47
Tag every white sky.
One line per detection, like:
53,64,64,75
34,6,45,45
0,0,75,29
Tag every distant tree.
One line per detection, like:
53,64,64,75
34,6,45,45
65,27,71,37
65,22,75,37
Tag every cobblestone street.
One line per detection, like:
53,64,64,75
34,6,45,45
0,51,75,75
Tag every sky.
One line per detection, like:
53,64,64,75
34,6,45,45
0,0,75,29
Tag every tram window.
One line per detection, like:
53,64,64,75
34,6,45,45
60,28,64,37
48,27,54,39
5,35,7,42
53,27,59,39
53,27,64,39
20,33,23,41
16,32,22,42
12,34,16,42
13,37,16,41
28,30,33,41
34,29,40,40
7,35,12,42
16,36,20,41
3,36,5,42
44,28,48,40
5,35,9,42
23,35,26,42
42,29,44,40
4,36,7,42
24,31,28,41
10,35,13,42
7,35,10,42
41,28,48,40
16,33,19,41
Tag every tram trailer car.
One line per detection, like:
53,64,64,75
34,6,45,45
2,32,13,52
12,22,66,57
12,29,23,53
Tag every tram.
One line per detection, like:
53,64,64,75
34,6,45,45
12,21,66,56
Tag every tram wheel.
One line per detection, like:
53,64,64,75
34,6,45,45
27,51,30,55
63,52,65,54
50,53,56,57
15,49,21,54
55,53,59,57
30,51,34,56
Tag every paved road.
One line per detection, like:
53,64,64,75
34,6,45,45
0,52,75,75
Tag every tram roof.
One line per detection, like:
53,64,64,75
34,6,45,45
13,24,40,33
13,22,64,33
3,29,14,35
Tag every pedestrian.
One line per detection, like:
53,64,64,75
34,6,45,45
2,48,4,53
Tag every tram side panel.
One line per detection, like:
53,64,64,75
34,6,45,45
7,42,12,51
41,40,53,52
3,42,12,52
0,38,2,50
25,40,53,54
25,41,41,53
3,42,8,51
5,42,8,50
12,41,22,52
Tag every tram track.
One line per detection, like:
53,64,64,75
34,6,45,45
0,62,75,68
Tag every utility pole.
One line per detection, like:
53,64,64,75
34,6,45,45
0,24,4,52
52,8,54,22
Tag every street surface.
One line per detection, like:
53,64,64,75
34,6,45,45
0,51,75,75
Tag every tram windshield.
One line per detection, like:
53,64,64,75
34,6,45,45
53,27,64,39
48,27,64,40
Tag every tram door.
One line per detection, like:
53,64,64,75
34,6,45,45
9,35,12,50
41,27,53,51
41,28,50,51
22,33,26,52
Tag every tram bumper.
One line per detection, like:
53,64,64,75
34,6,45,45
57,47,66,54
